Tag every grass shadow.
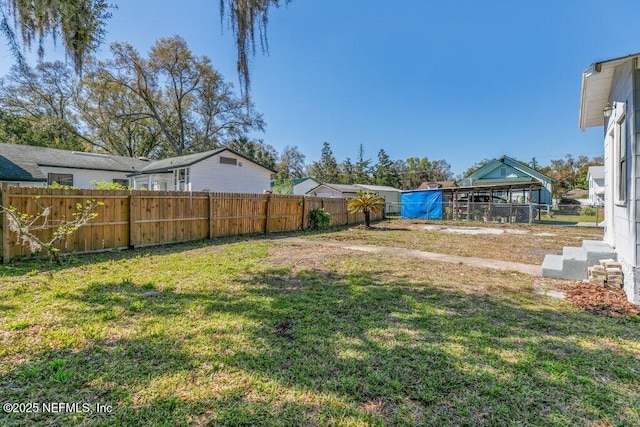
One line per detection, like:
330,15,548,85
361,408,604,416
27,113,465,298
1,252,639,425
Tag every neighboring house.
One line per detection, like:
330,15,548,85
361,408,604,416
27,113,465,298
355,184,401,214
305,183,401,214
418,181,457,190
587,166,605,206
563,188,590,206
130,148,273,193
0,143,274,193
578,52,640,304
0,143,148,188
458,155,554,204
305,183,360,198
270,177,321,195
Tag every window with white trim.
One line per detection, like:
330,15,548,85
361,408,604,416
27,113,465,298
174,168,190,191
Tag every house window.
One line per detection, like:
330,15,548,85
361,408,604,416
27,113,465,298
47,173,73,186
219,156,237,165
615,113,627,204
113,179,129,187
174,167,190,191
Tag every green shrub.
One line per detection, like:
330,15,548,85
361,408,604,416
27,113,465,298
91,180,131,190
48,182,77,190
309,208,330,230
582,207,596,216
559,197,581,205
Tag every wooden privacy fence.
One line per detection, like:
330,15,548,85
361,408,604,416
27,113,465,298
0,185,382,262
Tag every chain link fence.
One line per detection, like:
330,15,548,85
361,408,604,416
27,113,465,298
391,202,605,225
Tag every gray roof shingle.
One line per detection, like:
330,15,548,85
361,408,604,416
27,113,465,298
0,143,150,181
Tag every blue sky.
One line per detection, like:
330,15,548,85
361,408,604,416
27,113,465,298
1,0,640,175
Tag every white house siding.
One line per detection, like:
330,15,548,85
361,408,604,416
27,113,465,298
588,177,604,205
0,181,45,187
308,189,341,198
292,179,320,195
40,166,131,189
188,152,271,193
606,62,634,265
630,68,640,303
377,190,400,214
602,61,639,303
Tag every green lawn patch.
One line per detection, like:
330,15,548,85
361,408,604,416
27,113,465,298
0,232,638,426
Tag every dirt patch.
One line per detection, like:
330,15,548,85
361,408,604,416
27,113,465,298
350,224,374,230
565,283,640,317
266,244,345,273
273,317,294,340
423,224,547,236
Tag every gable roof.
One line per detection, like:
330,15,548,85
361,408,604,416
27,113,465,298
270,177,320,188
0,143,275,182
463,155,554,185
355,184,401,192
587,165,604,180
306,183,361,194
0,143,149,181
139,147,275,174
579,52,640,131
418,181,457,190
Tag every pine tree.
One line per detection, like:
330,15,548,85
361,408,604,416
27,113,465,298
309,142,340,182
373,149,400,188
354,144,372,184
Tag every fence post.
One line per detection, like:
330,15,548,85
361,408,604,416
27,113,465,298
128,193,135,249
345,199,349,224
264,193,272,234
301,196,307,230
208,193,213,239
1,183,9,264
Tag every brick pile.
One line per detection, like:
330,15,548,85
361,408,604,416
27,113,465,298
587,259,623,288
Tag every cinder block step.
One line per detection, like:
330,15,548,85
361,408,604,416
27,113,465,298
541,254,564,279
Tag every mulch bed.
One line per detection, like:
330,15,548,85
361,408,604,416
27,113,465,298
565,283,640,317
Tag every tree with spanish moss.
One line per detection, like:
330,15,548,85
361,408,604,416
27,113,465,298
1,1,284,97
0,0,112,73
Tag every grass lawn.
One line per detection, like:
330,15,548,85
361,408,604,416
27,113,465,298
1,226,638,426
299,219,604,264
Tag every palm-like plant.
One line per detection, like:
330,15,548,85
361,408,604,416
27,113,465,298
347,190,385,228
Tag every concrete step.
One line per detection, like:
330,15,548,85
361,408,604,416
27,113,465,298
561,246,588,280
541,254,564,279
541,240,617,282
582,240,617,268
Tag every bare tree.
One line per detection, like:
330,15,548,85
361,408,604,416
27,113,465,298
1,197,103,264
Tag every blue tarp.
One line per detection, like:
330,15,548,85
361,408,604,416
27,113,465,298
401,190,443,219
